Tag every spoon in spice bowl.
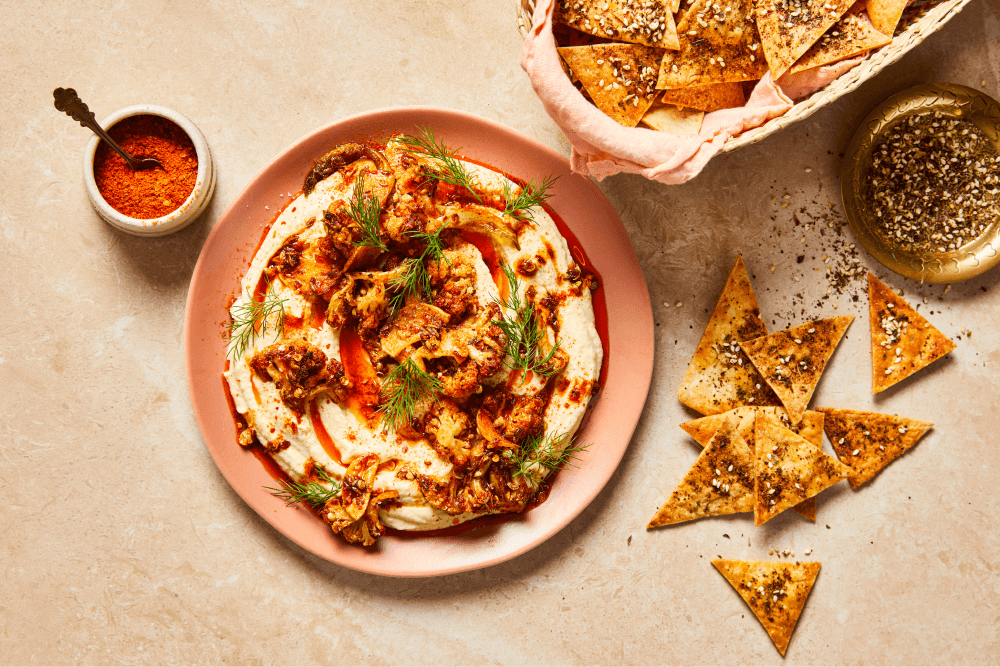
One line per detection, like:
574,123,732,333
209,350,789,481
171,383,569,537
53,88,162,171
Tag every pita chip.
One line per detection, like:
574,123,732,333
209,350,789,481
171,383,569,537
641,103,705,134
789,3,893,74
867,0,908,35
559,44,664,127
713,559,821,655
756,0,856,79
660,82,746,112
741,316,853,424
555,0,680,50
677,256,782,415
680,407,824,450
868,273,956,393
681,406,823,520
648,418,756,527
817,408,933,488
754,411,853,525
669,0,682,12
656,0,768,89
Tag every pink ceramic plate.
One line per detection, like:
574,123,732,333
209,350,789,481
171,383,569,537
184,107,653,577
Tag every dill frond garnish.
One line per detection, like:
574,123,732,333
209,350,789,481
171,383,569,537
387,223,451,312
266,466,342,509
508,432,589,482
227,277,288,360
501,175,558,223
377,357,442,432
493,262,560,380
392,127,483,203
348,174,388,252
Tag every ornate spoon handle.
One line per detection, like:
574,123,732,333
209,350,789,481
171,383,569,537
53,87,154,170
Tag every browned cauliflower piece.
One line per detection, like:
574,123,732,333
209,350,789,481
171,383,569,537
249,340,350,415
322,453,399,546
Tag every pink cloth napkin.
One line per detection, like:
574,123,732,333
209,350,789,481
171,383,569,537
520,0,866,184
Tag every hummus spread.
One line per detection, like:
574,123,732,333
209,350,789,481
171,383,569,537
224,136,603,546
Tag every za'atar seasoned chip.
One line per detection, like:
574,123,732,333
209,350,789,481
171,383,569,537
755,0,855,79
868,273,955,393
648,417,756,527
817,408,933,488
712,559,821,656
754,411,853,525
555,0,680,50
789,2,893,75
740,316,853,424
677,256,781,415
656,0,768,89
559,43,664,126
680,406,824,520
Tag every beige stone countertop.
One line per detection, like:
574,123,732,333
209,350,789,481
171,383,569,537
3,0,1000,663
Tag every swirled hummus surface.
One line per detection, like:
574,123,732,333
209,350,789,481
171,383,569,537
224,137,602,546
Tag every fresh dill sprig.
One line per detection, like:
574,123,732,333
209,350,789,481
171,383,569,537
509,432,589,482
501,175,558,223
348,174,388,252
266,467,342,509
377,357,442,432
387,223,451,312
493,263,560,380
392,127,482,203
226,277,288,360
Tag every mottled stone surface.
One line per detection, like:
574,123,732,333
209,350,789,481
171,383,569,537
2,0,999,663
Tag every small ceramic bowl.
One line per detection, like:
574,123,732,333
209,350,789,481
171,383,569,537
83,104,216,236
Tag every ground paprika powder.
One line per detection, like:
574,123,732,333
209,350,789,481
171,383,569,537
93,115,198,219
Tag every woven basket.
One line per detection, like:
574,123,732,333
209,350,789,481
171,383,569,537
517,0,972,153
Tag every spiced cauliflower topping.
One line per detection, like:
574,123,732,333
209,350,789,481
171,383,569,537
224,134,603,546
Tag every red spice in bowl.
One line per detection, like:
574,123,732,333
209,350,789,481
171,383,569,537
93,115,199,219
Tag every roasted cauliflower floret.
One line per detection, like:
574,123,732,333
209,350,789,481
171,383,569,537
322,454,399,547
249,340,349,415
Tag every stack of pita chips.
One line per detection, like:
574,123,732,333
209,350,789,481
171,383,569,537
553,0,902,130
650,258,948,531
649,262,953,657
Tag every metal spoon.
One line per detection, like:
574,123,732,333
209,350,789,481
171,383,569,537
53,88,162,170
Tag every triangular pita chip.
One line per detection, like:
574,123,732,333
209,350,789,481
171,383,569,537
648,418,756,527
712,559,821,655
656,0,768,89
681,406,823,521
868,273,956,393
641,103,705,133
677,256,782,415
817,408,933,488
681,407,823,450
756,0,855,79
669,0,682,13
741,316,853,424
754,411,852,525
867,0,907,35
660,81,746,112
555,0,680,50
559,44,664,127
789,3,893,74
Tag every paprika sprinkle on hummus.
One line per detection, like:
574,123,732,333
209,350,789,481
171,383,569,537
93,115,198,219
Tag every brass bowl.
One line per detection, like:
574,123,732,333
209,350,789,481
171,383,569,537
841,83,1000,283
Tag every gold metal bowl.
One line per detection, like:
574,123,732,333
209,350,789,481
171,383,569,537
841,83,1000,283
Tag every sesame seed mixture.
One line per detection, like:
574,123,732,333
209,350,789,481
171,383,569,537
865,112,1000,254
